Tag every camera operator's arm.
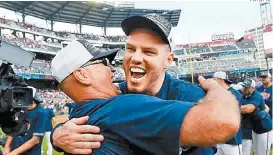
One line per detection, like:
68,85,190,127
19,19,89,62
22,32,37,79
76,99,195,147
3,136,13,154
7,136,40,155
52,117,56,126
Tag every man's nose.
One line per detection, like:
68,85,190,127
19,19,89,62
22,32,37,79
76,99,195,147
110,65,116,73
131,50,143,64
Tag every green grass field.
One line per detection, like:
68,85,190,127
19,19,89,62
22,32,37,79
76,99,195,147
2,136,273,155
41,137,63,155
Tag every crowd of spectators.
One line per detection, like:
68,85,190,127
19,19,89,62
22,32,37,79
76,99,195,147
235,39,256,49
179,58,256,74
179,53,252,63
185,45,211,54
0,17,127,42
2,35,61,53
12,59,51,75
12,58,127,77
173,41,256,56
210,44,237,52
36,89,73,115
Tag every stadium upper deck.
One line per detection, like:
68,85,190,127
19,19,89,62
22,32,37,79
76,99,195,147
0,1,180,28
172,39,259,77
0,2,262,82
0,2,180,82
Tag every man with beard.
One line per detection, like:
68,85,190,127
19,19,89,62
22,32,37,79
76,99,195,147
51,14,240,155
240,79,269,155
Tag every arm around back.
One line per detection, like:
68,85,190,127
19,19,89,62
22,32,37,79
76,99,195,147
179,77,240,146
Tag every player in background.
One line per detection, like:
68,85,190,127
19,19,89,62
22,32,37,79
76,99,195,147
240,79,268,155
41,103,55,155
255,72,272,155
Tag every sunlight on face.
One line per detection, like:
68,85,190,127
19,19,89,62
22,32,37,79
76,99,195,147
123,29,172,94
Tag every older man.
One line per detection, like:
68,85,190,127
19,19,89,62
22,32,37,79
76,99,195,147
51,14,240,155
50,40,240,155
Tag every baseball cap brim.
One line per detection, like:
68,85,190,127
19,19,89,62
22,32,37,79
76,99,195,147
259,75,270,78
33,96,42,104
224,79,233,84
121,16,169,45
92,48,119,63
241,83,251,88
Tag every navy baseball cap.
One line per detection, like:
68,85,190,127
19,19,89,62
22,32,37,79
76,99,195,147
51,40,119,83
121,13,173,49
242,79,256,88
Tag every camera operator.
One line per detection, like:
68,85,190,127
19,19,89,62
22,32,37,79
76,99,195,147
2,87,47,155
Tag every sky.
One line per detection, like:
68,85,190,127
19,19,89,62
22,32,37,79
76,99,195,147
0,0,271,44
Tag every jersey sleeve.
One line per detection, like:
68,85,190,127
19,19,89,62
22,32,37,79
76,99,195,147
104,95,194,155
49,109,55,118
32,111,47,136
258,96,266,111
176,84,205,103
249,94,264,108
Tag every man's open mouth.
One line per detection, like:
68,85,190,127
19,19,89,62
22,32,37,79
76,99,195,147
130,67,146,80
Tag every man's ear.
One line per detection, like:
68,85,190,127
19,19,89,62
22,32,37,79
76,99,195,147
72,68,92,85
165,52,174,68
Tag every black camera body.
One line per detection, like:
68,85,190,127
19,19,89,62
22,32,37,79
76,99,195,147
0,39,35,136
0,63,33,112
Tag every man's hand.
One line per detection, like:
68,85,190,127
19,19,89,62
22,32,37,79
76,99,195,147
180,76,240,146
265,104,270,113
241,104,256,114
53,116,104,154
6,151,18,155
198,76,220,92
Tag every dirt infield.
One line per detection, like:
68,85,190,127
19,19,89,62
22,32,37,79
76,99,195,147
53,115,69,127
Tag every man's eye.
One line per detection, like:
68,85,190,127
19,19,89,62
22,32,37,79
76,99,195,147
144,51,155,55
126,47,135,51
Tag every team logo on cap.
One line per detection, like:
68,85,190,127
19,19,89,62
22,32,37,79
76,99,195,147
144,13,172,38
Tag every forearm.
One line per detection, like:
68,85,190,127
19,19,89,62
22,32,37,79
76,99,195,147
180,86,240,146
200,88,239,143
52,118,56,126
201,87,240,124
241,104,255,114
51,122,65,152
241,106,248,114
4,136,13,148
11,136,40,154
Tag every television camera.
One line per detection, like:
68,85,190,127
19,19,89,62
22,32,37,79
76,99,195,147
0,39,35,136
